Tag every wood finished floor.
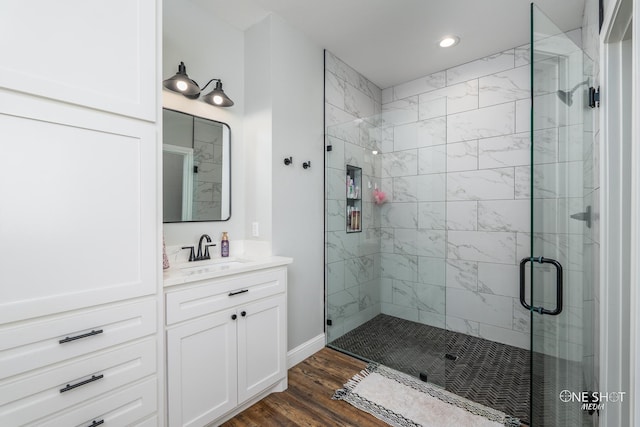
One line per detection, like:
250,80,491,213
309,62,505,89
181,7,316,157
223,347,528,427
222,347,387,426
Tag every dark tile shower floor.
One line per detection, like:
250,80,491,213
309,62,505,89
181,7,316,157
328,314,590,426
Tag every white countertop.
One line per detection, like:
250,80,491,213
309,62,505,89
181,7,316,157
163,256,293,287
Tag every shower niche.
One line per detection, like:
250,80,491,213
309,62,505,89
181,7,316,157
345,165,361,233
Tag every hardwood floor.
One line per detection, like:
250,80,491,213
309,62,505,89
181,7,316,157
222,347,387,426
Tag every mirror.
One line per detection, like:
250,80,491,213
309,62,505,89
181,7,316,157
163,108,231,222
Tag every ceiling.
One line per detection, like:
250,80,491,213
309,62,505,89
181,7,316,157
192,0,586,89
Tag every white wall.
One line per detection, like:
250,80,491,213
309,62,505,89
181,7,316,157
270,14,325,351
245,14,325,351
163,0,245,249
244,18,273,249
163,4,325,352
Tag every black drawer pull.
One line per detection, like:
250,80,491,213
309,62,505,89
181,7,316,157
228,289,248,296
60,374,104,393
87,420,104,427
59,329,103,344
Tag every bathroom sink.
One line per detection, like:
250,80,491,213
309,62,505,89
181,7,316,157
180,259,244,274
163,256,291,287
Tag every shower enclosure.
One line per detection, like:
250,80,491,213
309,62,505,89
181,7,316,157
325,4,595,425
529,4,595,426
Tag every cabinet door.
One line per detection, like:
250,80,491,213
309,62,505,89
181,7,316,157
0,1,156,120
167,310,238,427
0,101,157,323
0,0,157,324
237,294,287,403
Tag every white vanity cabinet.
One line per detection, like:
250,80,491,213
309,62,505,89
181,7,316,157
165,266,288,427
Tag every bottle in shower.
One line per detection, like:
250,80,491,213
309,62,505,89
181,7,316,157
221,232,230,257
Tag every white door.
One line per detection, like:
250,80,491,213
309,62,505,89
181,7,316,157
167,310,238,427
237,294,287,403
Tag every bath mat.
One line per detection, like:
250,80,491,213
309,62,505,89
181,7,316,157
333,363,520,427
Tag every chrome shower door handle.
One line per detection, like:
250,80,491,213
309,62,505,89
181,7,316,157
519,257,563,316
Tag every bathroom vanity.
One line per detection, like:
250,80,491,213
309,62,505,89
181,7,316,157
163,257,292,426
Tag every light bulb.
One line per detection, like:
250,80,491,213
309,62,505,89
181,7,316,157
176,80,188,91
213,95,223,105
439,36,459,48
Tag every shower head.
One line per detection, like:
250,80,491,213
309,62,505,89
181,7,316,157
557,79,589,106
557,89,573,106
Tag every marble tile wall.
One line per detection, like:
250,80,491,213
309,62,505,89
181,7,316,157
382,36,592,353
325,51,383,341
379,47,533,349
326,27,598,359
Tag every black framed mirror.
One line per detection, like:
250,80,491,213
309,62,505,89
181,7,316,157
162,108,231,222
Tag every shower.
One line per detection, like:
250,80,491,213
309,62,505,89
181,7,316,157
557,79,588,106
325,4,596,425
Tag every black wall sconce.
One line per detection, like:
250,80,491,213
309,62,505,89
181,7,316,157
284,157,293,166
302,161,311,169
163,61,234,107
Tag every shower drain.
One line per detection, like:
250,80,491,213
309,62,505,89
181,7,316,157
445,353,459,361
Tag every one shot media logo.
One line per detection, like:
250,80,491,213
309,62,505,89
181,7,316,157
559,390,626,411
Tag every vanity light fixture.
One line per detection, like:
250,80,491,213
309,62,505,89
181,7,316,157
439,35,460,48
201,79,235,107
163,62,200,96
163,61,234,107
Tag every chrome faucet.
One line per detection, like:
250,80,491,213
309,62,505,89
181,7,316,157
196,234,216,261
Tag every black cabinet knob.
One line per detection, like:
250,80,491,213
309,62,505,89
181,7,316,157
241,311,247,317
231,314,237,320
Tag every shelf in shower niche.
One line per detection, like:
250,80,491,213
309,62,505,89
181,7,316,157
346,164,362,233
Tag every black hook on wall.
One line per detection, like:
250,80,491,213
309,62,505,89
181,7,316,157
302,161,311,169
284,157,293,166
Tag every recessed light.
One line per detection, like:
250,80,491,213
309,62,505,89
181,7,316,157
439,36,460,48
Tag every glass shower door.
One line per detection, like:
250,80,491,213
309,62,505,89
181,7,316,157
528,4,594,426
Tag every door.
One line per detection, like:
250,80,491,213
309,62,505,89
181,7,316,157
167,310,238,427
527,4,595,426
237,294,287,403
0,1,157,323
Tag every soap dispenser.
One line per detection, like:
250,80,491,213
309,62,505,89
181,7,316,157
221,232,230,257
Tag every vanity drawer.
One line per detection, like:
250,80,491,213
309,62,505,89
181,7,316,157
0,338,156,426
0,298,156,379
166,268,286,325
27,376,157,427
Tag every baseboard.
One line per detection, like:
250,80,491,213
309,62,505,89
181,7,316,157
287,333,326,368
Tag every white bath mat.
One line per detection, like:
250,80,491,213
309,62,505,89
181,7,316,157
333,363,521,427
